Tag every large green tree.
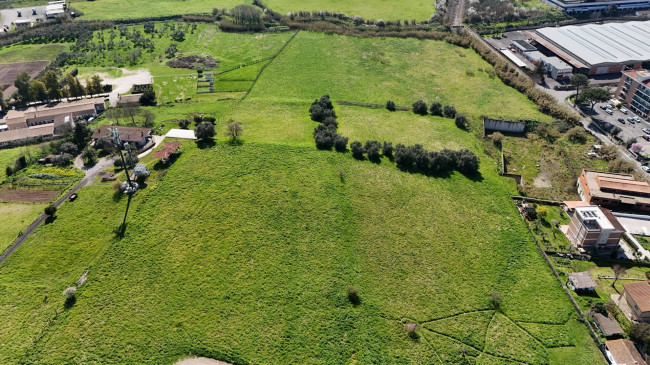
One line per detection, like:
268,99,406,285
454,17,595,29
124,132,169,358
580,87,611,110
43,70,62,101
570,74,589,103
14,72,32,104
64,74,85,98
29,80,48,102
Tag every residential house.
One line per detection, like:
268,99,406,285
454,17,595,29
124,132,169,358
567,271,598,292
593,313,624,338
565,206,625,251
605,339,648,365
622,281,650,321
91,125,151,149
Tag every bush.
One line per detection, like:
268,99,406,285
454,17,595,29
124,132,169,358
51,153,73,166
322,116,338,129
489,132,504,146
347,285,361,305
429,102,442,116
454,114,469,129
178,119,190,129
226,122,243,141
314,125,337,150
193,115,203,125
383,141,394,158
457,149,480,173
195,122,215,140
365,140,381,162
609,158,636,174
5,166,13,176
59,141,78,155
63,286,76,299
334,135,348,152
44,205,57,216
412,100,428,115
139,90,156,106
309,95,336,122
443,105,456,118
565,126,586,143
350,141,364,159
386,100,396,111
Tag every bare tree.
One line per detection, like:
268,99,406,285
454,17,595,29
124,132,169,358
612,264,627,288
122,106,141,126
226,122,243,142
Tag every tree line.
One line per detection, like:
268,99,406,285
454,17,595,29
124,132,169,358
310,95,480,175
7,70,107,107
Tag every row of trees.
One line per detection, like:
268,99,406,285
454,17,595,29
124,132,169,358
10,70,105,106
407,100,470,130
310,95,480,175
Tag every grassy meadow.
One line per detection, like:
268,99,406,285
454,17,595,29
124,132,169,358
0,44,68,64
0,22,606,364
70,0,435,20
0,202,45,253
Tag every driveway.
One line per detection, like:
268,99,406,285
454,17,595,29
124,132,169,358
85,69,153,107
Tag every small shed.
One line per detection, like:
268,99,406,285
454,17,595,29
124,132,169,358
152,141,181,163
593,313,623,338
567,272,597,292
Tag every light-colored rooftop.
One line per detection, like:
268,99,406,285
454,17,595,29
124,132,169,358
606,339,648,365
541,56,572,70
535,21,650,67
568,271,597,289
624,281,650,313
575,206,615,231
0,124,54,144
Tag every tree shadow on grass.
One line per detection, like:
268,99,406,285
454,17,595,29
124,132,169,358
227,139,244,146
64,296,76,309
44,215,57,225
196,139,216,149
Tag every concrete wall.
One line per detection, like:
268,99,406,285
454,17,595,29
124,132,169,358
484,118,525,134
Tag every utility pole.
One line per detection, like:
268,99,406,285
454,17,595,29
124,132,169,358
109,127,137,193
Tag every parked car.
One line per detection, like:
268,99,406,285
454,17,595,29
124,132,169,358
643,128,650,134
600,105,608,110
642,166,650,173
621,108,629,114
643,135,650,141
587,151,598,157
605,109,613,115
634,116,641,122
618,118,626,123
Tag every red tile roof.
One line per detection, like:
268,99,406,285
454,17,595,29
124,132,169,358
624,281,650,313
152,141,181,160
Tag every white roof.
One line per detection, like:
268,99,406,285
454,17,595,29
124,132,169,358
536,21,650,67
542,56,572,70
166,128,196,140
575,206,614,230
500,49,526,68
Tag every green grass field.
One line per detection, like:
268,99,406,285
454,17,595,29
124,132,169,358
0,44,68,64
0,144,44,178
0,23,605,364
70,0,434,20
0,202,45,253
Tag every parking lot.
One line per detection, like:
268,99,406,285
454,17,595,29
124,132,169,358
0,5,48,32
590,102,650,158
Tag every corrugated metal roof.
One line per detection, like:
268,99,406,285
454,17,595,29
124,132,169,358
535,21,650,67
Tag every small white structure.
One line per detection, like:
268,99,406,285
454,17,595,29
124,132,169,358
166,128,197,140
500,49,527,68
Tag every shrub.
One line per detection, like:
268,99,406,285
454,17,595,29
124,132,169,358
366,143,381,162
5,166,13,176
489,132,504,146
429,102,442,116
171,29,185,42
63,286,76,299
456,149,480,174
386,100,396,111
565,126,586,143
537,123,559,143
454,114,469,129
195,122,215,140
59,141,78,155
193,115,203,124
309,95,336,122
139,90,156,106
44,205,57,216
350,141,364,159
412,100,428,115
609,158,636,174
347,285,361,305
443,105,456,118
178,119,190,129
51,153,73,166
490,291,503,312
314,125,336,150
405,322,418,339
383,141,394,158
334,135,349,152
322,116,338,129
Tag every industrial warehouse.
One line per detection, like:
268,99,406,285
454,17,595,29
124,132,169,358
525,21,650,75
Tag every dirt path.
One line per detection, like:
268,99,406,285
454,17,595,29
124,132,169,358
174,357,233,365
89,69,153,107
0,156,114,266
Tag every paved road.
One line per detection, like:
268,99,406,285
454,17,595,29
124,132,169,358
0,156,114,266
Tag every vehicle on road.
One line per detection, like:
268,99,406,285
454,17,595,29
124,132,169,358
643,128,650,134
600,105,607,110
618,118,625,123
634,116,641,122
605,109,613,115
621,108,629,114
643,135,650,141
642,166,650,173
